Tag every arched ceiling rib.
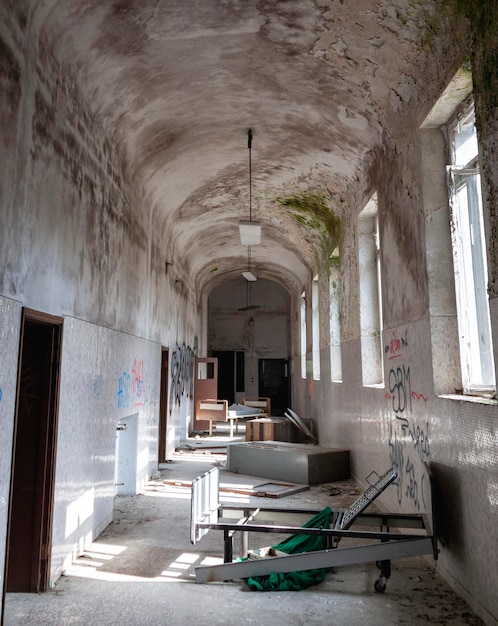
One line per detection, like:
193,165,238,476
41,0,446,294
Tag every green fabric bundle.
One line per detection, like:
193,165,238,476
246,506,332,591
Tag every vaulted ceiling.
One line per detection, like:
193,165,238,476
38,0,455,294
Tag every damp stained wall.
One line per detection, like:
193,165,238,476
0,5,199,344
0,9,199,592
296,80,498,626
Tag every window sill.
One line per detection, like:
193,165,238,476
438,393,497,405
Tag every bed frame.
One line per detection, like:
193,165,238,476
195,398,270,437
190,465,438,593
241,397,272,415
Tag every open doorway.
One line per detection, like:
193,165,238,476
211,350,235,404
210,350,245,404
4,309,62,593
258,358,289,416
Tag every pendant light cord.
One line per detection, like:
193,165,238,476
248,129,252,222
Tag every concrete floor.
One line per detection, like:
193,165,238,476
4,429,486,626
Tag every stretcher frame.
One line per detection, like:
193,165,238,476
190,465,438,592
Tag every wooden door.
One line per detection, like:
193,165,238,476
193,357,218,431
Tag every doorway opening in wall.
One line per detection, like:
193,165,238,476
4,309,62,594
258,358,290,416
158,348,169,462
211,350,244,404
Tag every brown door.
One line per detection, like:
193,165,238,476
158,348,169,462
193,357,218,431
4,309,62,593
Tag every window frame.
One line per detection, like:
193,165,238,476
358,193,384,387
446,99,496,395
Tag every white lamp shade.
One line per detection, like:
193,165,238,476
239,220,261,245
242,271,257,281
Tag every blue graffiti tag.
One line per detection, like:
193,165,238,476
117,371,131,408
93,374,103,398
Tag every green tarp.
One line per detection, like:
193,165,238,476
246,506,333,591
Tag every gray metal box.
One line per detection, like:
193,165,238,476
227,441,350,485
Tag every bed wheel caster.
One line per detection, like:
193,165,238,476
375,559,390,592
374,576,387,593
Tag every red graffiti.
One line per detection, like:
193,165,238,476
389,331,402,359
384,329,408,360
132,358,146,406
411,391,428,402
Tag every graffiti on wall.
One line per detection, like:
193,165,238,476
117,358,147,409
169,338,197,412
384,329,430,510
0,387,2,402
93,374,103,399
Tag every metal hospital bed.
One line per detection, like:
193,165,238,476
190,465,438,592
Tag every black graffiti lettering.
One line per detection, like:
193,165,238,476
405,457,420,510
389,426,404,505
388,364,411,414
169,339,197,412
410,421,430,461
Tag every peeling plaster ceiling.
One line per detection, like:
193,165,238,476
39,0,446,295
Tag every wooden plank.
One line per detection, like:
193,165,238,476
165,479,309,498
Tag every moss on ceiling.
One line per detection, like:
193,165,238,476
274,191,341,257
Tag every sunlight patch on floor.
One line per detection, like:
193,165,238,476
67,541,220,584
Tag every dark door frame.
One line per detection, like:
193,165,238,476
3,308,63,602
158,348,169,463
211,350,236,404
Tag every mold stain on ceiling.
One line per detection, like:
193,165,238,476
37,0,459,292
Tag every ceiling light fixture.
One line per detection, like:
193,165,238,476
242,245,257,281
242,270,257,281
239,129,261,245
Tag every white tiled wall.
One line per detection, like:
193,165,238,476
307,316,498,623
50,316,161,580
